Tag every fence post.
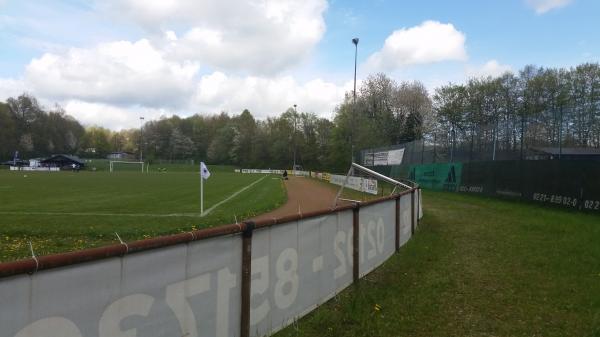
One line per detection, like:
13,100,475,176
411,190,415,235
417,188,421,225
241,221,255,337
395,196,400,252
353,205,359,282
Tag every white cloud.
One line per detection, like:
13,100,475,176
24,39,199,108
193,72,350,119
466,60,512,79
10,69,350,129
103,0,328,75
4,29,351,129
366,21,467,72
526,0,573,14
0,78,27,101
51,74,350,129
62,100,171,130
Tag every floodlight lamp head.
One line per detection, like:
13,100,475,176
352,38,359,45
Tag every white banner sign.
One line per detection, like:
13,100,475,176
364,148,405,166
250,211,354,336
241,169,285,174
9,166,60,172
329,174,378,195
2,235,243,337
387,149,405,165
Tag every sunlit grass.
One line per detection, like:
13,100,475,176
0,167,286,262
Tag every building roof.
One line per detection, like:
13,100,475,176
1,159,29,166
40,154,85,166
532,147,600,156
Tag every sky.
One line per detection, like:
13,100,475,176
0,0,598,129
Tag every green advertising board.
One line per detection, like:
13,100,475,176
409,163,463,191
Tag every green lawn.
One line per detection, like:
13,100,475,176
276,190,600,337
0,167,286,262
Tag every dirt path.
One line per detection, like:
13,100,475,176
251,176,348,221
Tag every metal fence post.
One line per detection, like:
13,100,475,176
417,188,421,225
395,196,400,252
411,190,415,235
241,221,255,337
353,205,359,283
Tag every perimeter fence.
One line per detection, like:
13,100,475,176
360,140,600,213
0,184,422,337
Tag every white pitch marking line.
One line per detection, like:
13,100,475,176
201,175,268,217
0,211,205,218
312,255,324,272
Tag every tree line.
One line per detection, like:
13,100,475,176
0,73,431,172
0,95,85,161
432,63,600,161
2,62,598,171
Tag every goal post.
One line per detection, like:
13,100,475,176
332,162,414,207
109,161,145,173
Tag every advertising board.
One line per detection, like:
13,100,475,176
0,190,423,337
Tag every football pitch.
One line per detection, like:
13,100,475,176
0,166,286,262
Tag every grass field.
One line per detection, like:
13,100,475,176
276,190,600,337
0,165,286,262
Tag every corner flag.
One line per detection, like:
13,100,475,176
200,162,210,216
200,162,211,180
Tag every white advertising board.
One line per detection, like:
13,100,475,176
329,174,378,195
250,210,354,336
399,193,412,247
358,201,396,277
2,235,243,337
10,166,60,171
0,196,421,337
373,152,389,166
387,149,405,165
241,169,285,174
365,148,405,166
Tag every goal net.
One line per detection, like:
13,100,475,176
109,161,146,173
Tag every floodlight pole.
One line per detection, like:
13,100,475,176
351,37,359,164
293,104,297,173
559,106,564,160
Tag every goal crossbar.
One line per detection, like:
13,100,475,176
109,161,145,173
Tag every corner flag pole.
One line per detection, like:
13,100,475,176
200,162,211,216
201,164,204,216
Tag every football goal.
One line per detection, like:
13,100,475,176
331,162,414,207
109,161,146,173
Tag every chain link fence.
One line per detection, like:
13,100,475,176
360,139,600,213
